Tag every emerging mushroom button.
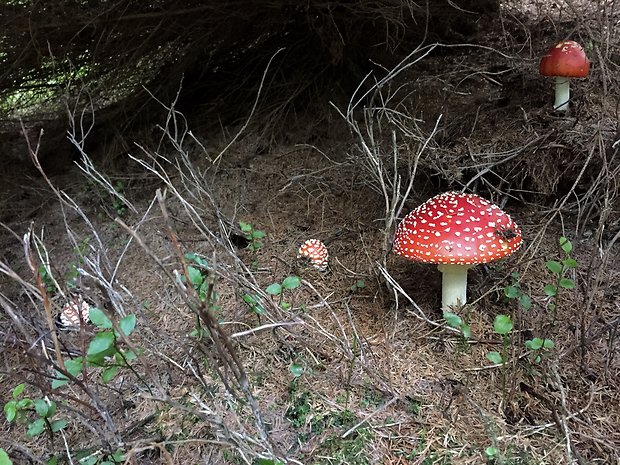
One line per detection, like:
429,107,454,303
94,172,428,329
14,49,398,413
393,192,523,310
298,239,329,271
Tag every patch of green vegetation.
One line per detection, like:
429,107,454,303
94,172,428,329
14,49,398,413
3,383,67,441
239,221,266,252
52,308,138,388
313,427,373,465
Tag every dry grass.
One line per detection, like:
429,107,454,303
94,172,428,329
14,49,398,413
1,1,620,465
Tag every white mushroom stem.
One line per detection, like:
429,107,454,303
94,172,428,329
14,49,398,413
554,77,571,111
437,264,472,310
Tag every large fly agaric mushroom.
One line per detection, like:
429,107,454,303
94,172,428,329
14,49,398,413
393,192,523,310
539,40,590,111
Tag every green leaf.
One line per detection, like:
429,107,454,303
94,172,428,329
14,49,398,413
51,375,69,390
493,315,513,335
101,366,118,383
443,311,462,328
4,402,17,422
0,448,13,465
243,293,257,305
50,419,67,432
65,357,84,377
355,279,366,289
486,352,503,364
251,303,266,315
545,260,563,274
543,339,555,349
289,364,304,378
518,294,532,310
559,278,574,289
503,285,519,299
87,332,115,357
12,383,25,398
526,338,543,350
186,266,203,287
562,258,577,268
265,283,282,295
239,221,252,233
16,398,32,410
110,451,125,461
89,307,113,329
282,276,301,290
27,418,46,437
34,399,50,418
559,236,573,253
184,252,207,267
118,314,137,337
544,284,557,296
280,302,291,310
461,324,471,339
251,230,266,239
485,446,499,457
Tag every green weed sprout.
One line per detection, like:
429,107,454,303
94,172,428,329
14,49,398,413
486,314,513,398
525,337,555,364
544,236,577,317
265,276,301,310
239,221,266,252
52,308,138,387
503,271,532,310
3,383,67,440
182,253,221,337
350,279,366,293
443,311,471,339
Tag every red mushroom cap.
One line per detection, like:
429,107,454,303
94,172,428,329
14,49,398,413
298,239,329,271
60,298,91,327
393,192,523,265
539,40,590,78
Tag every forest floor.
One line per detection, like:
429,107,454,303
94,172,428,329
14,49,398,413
1,3,619,465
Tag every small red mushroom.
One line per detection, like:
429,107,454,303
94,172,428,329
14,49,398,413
393,192,523,309
297,239,329,271
539,40,590,111
60,297,91,328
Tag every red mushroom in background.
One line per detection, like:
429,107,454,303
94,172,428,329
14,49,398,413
298,239,329,271
393,192,523,310
539,40,590,111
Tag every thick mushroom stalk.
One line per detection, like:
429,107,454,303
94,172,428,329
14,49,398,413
438,264,471,309
553,77,570,111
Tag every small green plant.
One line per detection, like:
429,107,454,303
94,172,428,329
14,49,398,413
265,275,301,310
443,311,471,339
486,314,513,365
544,236,577,318
486,314,513,399
182,253,221,336
52,308,138,387
239,221,266,252
3,383,67,440
111,180,127,217
286,391,312,428
525,337,555,364
503,272,532,310
485,446,499,462
350,279,366,293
